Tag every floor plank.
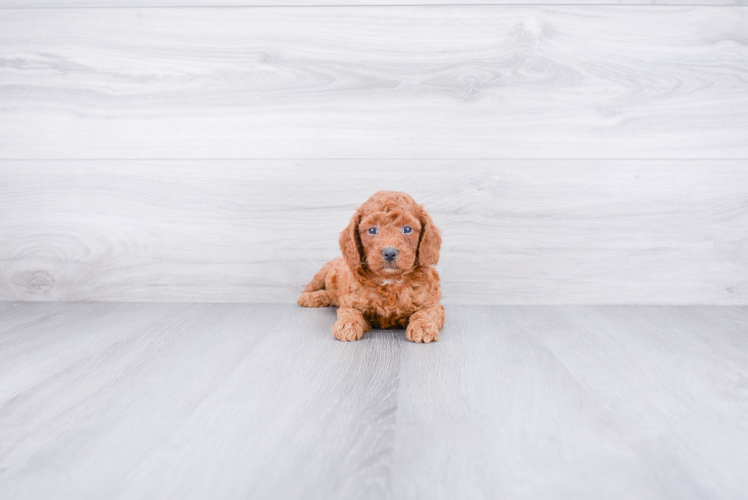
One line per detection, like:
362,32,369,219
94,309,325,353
1,303,747,499
394,305,669,499
1,7,747,159
0,302,74,335
117,306,402,500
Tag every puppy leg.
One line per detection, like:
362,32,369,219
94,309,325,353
304,260,335,292
297,290,334,308
406,305,445,344
332,307,371,342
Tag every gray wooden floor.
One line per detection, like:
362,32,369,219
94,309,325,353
1,302,747,499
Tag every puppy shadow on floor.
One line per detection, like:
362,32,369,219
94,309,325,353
305,307,431,344
300,305,412,342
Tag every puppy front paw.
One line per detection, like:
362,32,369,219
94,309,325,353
332,319,366,342
406,320,439,344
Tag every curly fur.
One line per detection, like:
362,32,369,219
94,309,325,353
298,191,445,343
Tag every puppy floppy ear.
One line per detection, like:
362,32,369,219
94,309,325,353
416,204,441,268
340,207,365,275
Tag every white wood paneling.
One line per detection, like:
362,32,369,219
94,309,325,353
1,160,745,304
1,7,747,159
2,303,748,498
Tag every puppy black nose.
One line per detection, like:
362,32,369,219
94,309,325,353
382,247,398,262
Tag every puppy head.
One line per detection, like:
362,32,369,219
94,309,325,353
340,191,441,279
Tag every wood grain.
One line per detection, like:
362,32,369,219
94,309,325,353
1,303,747,498
1,159,746,304
1,7,747,159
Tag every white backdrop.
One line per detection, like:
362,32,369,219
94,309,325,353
1,3,746,304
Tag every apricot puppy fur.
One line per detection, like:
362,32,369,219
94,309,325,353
298,191,444,343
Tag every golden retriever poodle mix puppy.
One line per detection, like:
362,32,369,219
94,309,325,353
298,191,444,343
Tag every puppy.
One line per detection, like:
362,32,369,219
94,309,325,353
298,191,444,343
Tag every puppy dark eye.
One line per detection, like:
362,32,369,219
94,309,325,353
402,226,412,234
368,228,377,235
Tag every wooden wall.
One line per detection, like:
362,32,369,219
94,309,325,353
1,2,746,304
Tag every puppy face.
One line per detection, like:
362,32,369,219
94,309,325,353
340,191,441,278
359,204,421,276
